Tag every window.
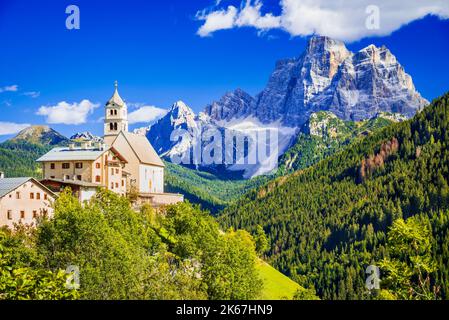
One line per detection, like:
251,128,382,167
115,169,119,174
96,163,101,169
16,192,20,199
36,193,40,200
111,168,114,175
30,192,34,199
77,175,82,181
110,122,114,130
111,182,114,189
65,175,70,180
62,163,70,169
115,183,119,188
20,211,25,219
7,210,12,220
75,162,83,169
95,175,101,183
50,163,55,169
113,123,118,130
44,194,48,200
122,180,125,187
110,110,114,115
114,110,118,115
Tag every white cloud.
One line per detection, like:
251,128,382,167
23,91,40,98
128,105,167,124
197,5,238,36
235,1,281,29
0,122,30,135
37,99,99,125
0,85,18,93
196,0,449,41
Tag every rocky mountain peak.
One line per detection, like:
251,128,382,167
304,35,352,78
167,100,196,128
204,88,255,122
70,131,103,143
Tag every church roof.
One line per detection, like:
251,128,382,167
107,81,125,106
120,132,165,167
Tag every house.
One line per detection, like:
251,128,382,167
0,173,56,229
37,141,128,201
38,82,183,207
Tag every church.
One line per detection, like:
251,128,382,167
38,82,183,206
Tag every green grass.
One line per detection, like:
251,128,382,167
256,260,302,300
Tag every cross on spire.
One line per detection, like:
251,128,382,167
114,80,118,90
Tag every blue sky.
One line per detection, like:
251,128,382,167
1,0,449,140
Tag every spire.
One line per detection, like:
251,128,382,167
108,81,125,106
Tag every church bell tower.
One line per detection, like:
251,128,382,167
104,81,128,145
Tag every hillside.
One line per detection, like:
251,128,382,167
0,126,68,178
220,93,449,299
277,112,396,174
0,141,51,178
164,161,269,213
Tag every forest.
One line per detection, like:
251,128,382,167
220,93,449,299
1,189,264,299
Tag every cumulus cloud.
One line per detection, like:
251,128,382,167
128,105,167,124
0,85,18,93
197,5,238,36
23,91,40,98
196,0,449,41
0,122,30,135
37,100,99,125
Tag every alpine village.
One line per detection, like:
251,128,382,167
1,35,449,301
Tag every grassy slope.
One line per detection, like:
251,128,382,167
257,259,302,300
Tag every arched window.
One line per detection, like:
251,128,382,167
110,123,114,130
110,110,114,116
114,110,118,115
114,123,118,130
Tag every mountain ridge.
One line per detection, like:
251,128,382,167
143,35,427,178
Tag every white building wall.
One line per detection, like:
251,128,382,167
0,181,55,229
139,164,164,193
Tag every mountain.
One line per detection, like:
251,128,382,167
204,36,428,127
144,36,427,179
164,111,398,213
146,100,297,178
0,126,68,177
204,89,255,122
219,93,449,299
10,125,69,145
70,131,103,143
146,100,200,157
